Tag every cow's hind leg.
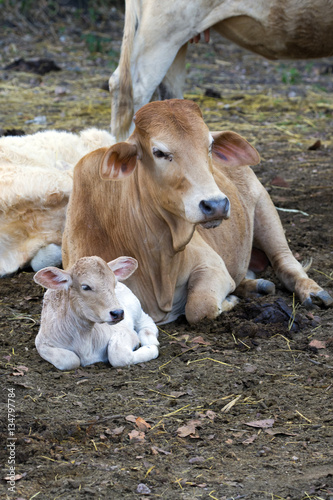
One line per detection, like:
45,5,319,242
253,189,333,308
157,44,188,100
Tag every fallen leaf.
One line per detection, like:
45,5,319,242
309,339,326,349
205,410,216,420
135,417,151,432
242,434,258,445
244,418,275,429
265,428,297,436
151,446,171,455
126,415,137,423
128,429,145,442
169,391,186,398
191,336,211,345
105,426,125,436
3,473,25,481
177,419,201,438
188,456,205,464
271,176,289,188
12,365,29,376
308,139,321,150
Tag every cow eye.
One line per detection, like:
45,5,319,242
153,148,167,158
152,147,172,161
81,284,92,291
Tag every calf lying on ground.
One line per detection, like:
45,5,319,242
0,128,115,277
62,99,333,324
34,256,159,370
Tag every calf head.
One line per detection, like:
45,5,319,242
100,99,259,228
34,256,138,324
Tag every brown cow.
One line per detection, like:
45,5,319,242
109,0,333,139
62,99,332,324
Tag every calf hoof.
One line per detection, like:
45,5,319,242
257,279,276,295
302,290,333,309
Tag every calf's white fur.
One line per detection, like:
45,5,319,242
34,256,159,370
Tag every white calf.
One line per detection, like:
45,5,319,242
34,256,159,370
0,128,115,276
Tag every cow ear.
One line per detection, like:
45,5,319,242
34,267,72,290
99,142,138,180
211,131,260,167
108,256,138,281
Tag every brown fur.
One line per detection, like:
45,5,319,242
63,99,332,324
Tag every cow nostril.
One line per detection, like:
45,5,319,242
110,309,124,321
199,197,230,218
199,200,214,215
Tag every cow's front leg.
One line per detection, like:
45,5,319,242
253,188,333,308
184,240,236,323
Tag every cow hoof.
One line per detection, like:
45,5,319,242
257,279,275,295
221,295,239,312
303,290,333,309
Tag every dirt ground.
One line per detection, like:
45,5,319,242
0,3,333,500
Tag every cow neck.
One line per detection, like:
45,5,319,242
99,166,194,319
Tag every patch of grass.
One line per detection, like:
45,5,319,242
281,66,301,85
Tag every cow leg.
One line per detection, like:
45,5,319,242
157,44,188,101
253,189,333,308
184,240,236,323
37,345,81,370
235,277,276,297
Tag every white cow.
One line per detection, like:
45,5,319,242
0,128,115,276
34,256,159,370
109,0,333,139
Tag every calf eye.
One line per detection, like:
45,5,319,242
81,284,92,291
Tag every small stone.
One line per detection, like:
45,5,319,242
137,483,151,495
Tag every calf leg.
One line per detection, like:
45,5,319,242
138,328,160,347
108,328,159,367
253,189,333,308
37,345,80,370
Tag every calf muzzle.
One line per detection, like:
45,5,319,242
109,309,124,323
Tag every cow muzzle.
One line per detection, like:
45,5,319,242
199,197,230,228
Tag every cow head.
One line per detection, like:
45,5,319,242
100,99,259,229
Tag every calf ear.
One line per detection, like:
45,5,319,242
108,256,138,281
100,142,138,180
211,131,260,167
34,267,72,290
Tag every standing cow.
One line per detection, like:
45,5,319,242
109,0,333,139
62,99,332,324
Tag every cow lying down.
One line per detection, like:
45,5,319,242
62,99,333,324
33,256,159,370
0,128,115,277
